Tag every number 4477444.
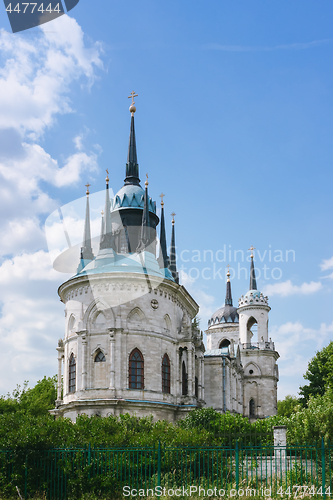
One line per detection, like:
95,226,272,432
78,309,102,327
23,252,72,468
6,3,61,14
277,486,331,497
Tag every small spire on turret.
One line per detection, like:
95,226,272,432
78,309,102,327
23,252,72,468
225,264,233,306
136,172,150,252
248,245,258,291
99,170,114,250
158,193,169,270
77,183,94,272
169,212,179,283
100,210,105,247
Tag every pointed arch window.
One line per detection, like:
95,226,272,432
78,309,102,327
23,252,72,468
162,354,171,394
182,361,188,396
95,350,106,362
249,398,255,417
129,348,144,389
219,339,230,349
69,353,76,393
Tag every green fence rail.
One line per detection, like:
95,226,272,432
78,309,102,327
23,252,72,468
0,441,333,499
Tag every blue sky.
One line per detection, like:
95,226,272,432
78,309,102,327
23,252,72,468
0,0,332,400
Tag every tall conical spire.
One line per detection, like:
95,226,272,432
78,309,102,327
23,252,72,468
158,193,169,269
225,265,233,306
99,210,105,246
81,183,94,260
100,170,114,250
77,183,94,272
125,91,140,186
137,174,150,252
169,213,179,284
249,246,257,290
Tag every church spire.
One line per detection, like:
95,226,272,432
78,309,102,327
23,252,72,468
77,183,94,273
124,91,140,186
169,213,179,284
249,246,257,290
81,183,94,260
136,174,150,252
100,210,105,246
225,265,233,306
158,193,169,269
99,170,114,250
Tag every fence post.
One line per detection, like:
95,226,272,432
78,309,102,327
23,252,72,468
235,440,239,490
157,441,161,488
88,442,91,480
322,438,326,499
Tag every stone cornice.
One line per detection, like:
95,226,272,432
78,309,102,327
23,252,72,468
205,325,239,335
237,303,271,313
58,272,198,319
243,349,280,361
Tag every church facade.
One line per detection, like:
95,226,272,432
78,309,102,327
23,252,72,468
51,96,279,422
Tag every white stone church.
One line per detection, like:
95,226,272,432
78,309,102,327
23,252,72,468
51,96,279,422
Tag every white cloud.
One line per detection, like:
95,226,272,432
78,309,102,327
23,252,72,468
321,256,333,272
0,17,103,258
53,151,98,187
263,280,322,297
0,250,61,284
0,17,104,394
0,15,103,138
0,218,46,256
272,320,333,399
73,134,84,151
0,294,64,394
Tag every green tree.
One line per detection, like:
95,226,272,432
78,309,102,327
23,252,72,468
299,341,333,404
20,375,57,415
0,376,57,416
277,395,301,417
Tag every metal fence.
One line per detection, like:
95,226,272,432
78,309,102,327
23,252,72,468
0,441,332,499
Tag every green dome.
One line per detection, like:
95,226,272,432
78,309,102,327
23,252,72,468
112,184,156,213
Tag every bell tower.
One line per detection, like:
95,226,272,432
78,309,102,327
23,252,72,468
238,247,279,420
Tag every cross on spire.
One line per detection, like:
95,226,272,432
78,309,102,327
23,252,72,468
160,193,165,206
145,173,149,187
106,169,109,183
128,91,138,105
248,245,256,258
171,212,176,225
85,183,90,195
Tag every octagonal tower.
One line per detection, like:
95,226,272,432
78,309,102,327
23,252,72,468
51,97,205,422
